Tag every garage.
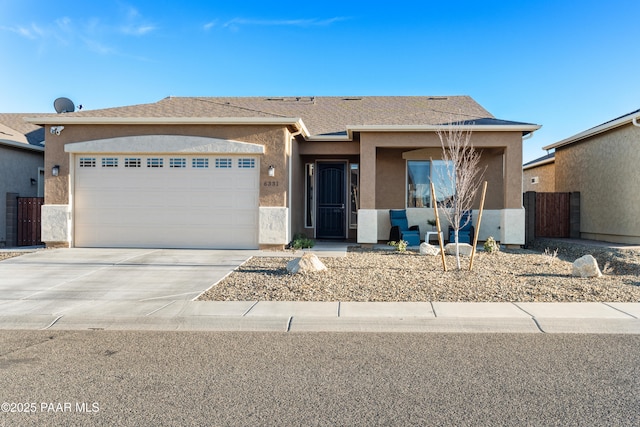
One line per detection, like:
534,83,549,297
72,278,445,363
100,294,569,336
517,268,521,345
68,136,263,249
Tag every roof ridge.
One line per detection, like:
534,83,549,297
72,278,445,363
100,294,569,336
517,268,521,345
190,98,292,119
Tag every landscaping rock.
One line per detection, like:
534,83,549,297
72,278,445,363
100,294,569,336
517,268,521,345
444,243,473,257
419,242,440,256
572,254,602,278
286,252,327,274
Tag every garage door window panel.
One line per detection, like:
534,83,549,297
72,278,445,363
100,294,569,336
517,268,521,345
101,157,118,168
125,158,141,168
192,158,209,168
147,158,164,168
79,157,96,168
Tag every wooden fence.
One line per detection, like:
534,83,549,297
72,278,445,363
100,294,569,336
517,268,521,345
523,192,580,246
17,197,44,246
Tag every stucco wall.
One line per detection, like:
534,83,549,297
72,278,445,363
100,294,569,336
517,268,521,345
43,124,290,207
523,162,555,192
555,124,640,243
371,135,518,211
0,145,43,246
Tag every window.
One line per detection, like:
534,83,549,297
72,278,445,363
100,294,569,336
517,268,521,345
101,157,118,168
350,163,359,228
147,158,164,168
192,158,209,168
79,158,96,168
215,158,232,168
406,160,455,208
170,158,186,168
304,163,314,228
125,158,141,168
238,158,256,169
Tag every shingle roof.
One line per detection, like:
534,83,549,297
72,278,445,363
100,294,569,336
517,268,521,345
0,113,45,146
523,152,554,169
52,96,498,136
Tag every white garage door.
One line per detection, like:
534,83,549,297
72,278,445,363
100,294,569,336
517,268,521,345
73,155,259,249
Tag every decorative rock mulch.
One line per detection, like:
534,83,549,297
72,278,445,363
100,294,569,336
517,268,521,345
199,241,640,302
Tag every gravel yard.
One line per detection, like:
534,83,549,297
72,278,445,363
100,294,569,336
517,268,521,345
199,239,640,302
0,252,23,262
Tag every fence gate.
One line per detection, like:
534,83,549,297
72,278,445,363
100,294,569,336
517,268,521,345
523,191,580,246
17,197,44,246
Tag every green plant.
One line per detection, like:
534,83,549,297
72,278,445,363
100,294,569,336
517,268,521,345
483,236,500,253
291,233,315,249
388,240,408,252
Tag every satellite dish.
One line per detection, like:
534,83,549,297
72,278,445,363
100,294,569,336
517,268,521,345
53,97,75,113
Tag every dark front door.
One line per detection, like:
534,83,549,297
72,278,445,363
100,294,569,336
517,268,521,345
316,162,346,239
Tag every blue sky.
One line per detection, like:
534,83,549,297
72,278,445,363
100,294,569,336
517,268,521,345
1,0,638,162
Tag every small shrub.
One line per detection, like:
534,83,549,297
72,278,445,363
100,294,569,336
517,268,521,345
291,233,315,249
483,236,500,253
388,240,408,252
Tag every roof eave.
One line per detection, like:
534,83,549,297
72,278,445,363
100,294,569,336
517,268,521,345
348,124,541,135
543,113,640,151
0,139,44,152
523,157,554,170
24,116,311,139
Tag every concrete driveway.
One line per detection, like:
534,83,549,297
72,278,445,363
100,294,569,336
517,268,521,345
0,248,253,319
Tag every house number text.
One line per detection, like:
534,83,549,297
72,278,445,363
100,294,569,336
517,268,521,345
263,181,279,187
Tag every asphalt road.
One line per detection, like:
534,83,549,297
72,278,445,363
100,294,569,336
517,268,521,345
1,331,638,426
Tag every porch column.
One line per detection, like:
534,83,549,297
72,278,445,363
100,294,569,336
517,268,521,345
501,145,525,245
357,141,378,243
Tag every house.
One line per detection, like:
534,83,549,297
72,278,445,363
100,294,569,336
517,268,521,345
0,114,45,247
541,108,640,244
522,152,555,193
24,96,540,249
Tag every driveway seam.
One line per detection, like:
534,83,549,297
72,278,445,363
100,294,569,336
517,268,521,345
602,302,639,319
145,301,176,316
41,315,64,330
242,301,259,316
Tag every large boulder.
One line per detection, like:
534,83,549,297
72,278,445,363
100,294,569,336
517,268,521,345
419,242,441,256
286,252,327,274
572,254,602,278
444,243,473,257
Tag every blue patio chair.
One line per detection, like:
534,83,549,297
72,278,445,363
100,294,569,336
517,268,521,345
389,210,421,246
448,210,475,244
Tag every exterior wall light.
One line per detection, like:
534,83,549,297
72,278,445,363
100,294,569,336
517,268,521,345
52,165,60,177
268,165,275,177
30,178,37,185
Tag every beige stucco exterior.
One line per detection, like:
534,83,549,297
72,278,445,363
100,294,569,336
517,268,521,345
554,123,640,244
43,123,291,207
31,96,539,249
523,161,555,193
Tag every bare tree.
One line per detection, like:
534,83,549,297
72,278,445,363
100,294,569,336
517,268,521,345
435,122,485,269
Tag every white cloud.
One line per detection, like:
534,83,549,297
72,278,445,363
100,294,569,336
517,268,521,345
203,21,217,31
221,16,347,30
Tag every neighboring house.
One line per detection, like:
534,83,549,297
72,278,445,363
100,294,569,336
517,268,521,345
522,152,555,192
25,96,539,249
0,114,45,247
541,108,640,245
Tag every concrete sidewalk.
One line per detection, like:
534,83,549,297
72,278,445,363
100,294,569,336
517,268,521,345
1,301,638,334
1,243,638,334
